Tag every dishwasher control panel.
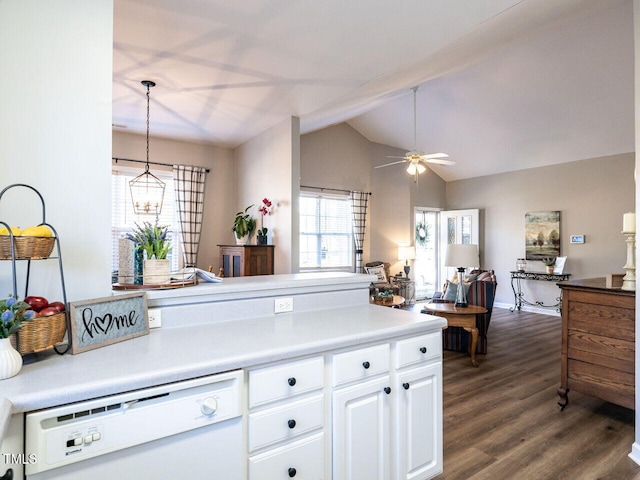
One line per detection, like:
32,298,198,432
25,370,243,475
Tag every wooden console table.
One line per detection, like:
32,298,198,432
218,245,274,277
556,278,635,410
510,270,571,312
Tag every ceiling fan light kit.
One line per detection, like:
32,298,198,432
375,86,455,182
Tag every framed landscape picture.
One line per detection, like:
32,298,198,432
525,211,561,260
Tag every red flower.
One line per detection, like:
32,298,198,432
259,198,273,216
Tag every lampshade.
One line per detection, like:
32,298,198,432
398,244,416,261
444,244,479,268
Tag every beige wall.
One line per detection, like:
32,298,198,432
301,123,375,267
0,0,113,302
300,123,448,275
446,153,635,308
112,132,234,272
235,117,300,273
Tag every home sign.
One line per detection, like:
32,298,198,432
69,292,149,354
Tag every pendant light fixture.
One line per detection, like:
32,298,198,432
129,80,165,215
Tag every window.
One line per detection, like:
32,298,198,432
299,192,353,271
111,165,181,281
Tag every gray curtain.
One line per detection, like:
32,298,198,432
173,165,207,267
351,191,369,273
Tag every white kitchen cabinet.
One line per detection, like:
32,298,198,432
395,364,442,480
248,356,326,479
332,333,442,480
332,375,392,480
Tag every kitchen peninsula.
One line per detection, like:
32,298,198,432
0,273,446,479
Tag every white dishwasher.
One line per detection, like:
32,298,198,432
24,370,243,480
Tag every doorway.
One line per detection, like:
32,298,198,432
413,209,439,299
413,208,480,300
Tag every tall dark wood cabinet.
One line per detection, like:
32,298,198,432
218,245,274,277
557,278,635,410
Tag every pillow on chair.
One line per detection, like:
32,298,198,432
365,264,388,283
442,281,471,302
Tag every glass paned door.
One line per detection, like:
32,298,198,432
414,209,439,299
439,209,479,288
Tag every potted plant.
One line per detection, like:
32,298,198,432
127,221,171,285
256,198,273,245
0,296,35,379
542,257,556,274
232,205,256,245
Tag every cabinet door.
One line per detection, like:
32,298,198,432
395,364,442,480
333,376,391,480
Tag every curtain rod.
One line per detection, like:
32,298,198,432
300,185,371,195
112,157,210,173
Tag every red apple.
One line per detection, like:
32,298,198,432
24,296,48,312
38,306,60,317
48,301,65,313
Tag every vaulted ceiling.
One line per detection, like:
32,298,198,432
113,0,633,181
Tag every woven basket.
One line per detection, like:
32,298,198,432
0,236,55,260
9,312,66,354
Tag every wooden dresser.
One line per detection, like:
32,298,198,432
218,245,274,277
557,278,635,410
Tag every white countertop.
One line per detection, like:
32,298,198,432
0,272,446,448
0,304,444,414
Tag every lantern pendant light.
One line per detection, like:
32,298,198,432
129,80,165,215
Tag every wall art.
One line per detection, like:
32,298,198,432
525,211,561,260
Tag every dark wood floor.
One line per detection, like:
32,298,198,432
422,305,640,480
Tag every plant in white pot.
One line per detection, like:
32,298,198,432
541,257,556,274
127,221,171,285
232,205,256,245
0,296,36,379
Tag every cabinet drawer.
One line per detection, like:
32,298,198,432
249,356,324,408
396,333,441,368
332,343,389,387
249,395,324,452
249,433,324,479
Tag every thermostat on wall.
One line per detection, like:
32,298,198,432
570,235,585,244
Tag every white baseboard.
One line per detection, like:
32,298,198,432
493,302,560,317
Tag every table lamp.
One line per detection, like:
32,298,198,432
444,244,479,307
398,244,416,278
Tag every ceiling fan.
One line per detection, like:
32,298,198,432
375,86,455,181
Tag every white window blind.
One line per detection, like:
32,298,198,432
299,192,353,271
111,166,181,281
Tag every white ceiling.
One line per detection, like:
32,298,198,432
113,0,634,181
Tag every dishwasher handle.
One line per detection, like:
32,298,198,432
0,468,13,480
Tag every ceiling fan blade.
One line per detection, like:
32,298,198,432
421,152,449,159
375,160,406,169
424,158,455,166
386,155,409,160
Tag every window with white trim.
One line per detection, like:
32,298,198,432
111,164,181,282
299,192,354,271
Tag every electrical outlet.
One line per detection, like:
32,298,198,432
148,308,162,328
274,297,294,313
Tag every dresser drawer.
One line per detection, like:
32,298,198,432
332,343,389,387
249,356,324,408
396,333,441,368
249,433,324,479
249,395,324,452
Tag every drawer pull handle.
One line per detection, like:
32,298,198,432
384,386,391,394
288,419,297,429
362,361,370,369
403,382,410,390
287,377,297,387
288,467,297,477
419,347,427,354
